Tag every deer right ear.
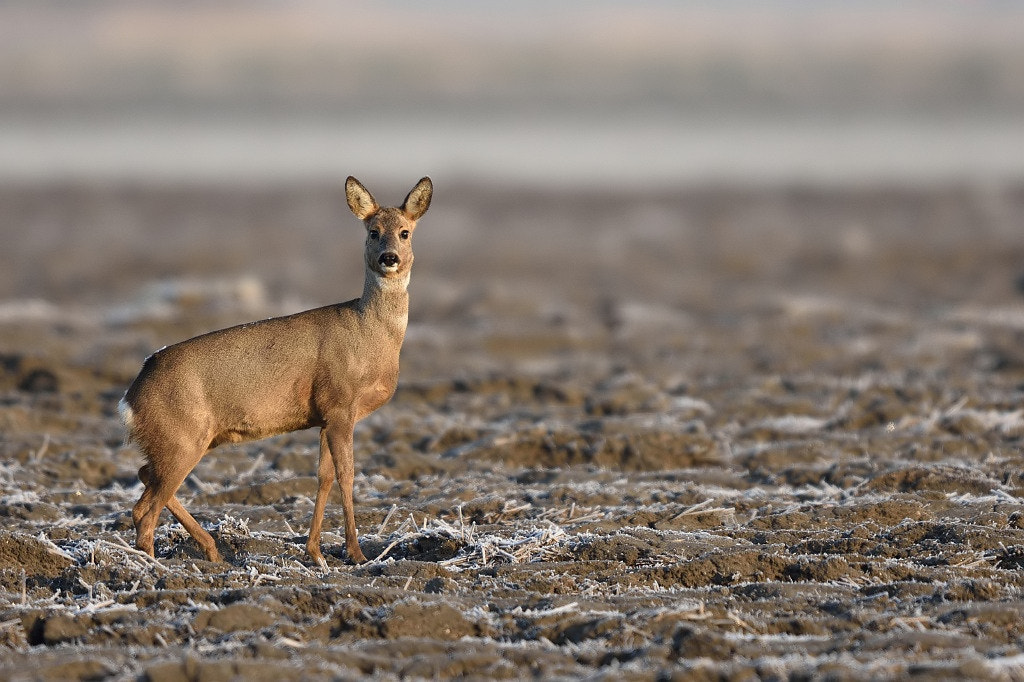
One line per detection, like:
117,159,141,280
346,176,379,220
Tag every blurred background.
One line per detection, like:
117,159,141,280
1,0,1023,186
1,0,1024,382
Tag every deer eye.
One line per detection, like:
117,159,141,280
368,230,380,240
400,230,410,240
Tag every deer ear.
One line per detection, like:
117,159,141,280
346,176,379,220
402,177,433,221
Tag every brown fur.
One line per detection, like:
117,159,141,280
120,176,432,565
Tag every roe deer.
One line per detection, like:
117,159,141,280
119,176,432,566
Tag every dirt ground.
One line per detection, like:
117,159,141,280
2,181,1024,680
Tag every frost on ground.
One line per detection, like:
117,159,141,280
2,182,1024,680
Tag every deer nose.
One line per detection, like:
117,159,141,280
379,252,400,268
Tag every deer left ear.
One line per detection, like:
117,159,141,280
402,177,433,221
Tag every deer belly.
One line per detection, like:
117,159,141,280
209,401,316,448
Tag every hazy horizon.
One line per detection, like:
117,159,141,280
2,1,1023,186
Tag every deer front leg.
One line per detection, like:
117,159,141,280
324,423,368,564
306,428,335,568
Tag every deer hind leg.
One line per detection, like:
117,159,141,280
133,439,221,561
306,428,335,568
164,494,222,562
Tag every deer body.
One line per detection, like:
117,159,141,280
120,176,432,566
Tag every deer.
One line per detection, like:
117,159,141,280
118,176,432,567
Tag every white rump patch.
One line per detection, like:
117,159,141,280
117,397,135,429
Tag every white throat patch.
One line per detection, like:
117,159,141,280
373,270,411,291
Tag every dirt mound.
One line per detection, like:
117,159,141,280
0,532,72,589
460,422,719,471
862,465,1001,496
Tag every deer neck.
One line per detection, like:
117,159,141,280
358,266,410,341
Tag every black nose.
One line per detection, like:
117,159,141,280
379,252,400,267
